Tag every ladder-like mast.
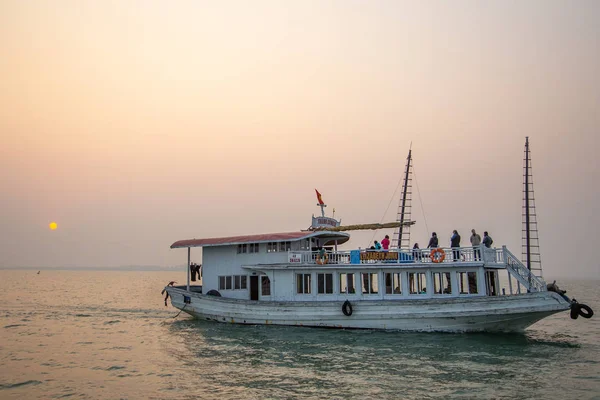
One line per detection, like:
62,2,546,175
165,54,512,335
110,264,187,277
522,137,543,279
392,148,413,250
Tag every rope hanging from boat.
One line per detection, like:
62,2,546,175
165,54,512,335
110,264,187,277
366,167,407,247
173,303,187,319
412,163,430,238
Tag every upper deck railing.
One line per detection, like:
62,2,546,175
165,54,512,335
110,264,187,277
287,245,546,292
289,245,502,266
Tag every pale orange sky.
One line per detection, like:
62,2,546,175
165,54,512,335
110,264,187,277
1,1,599,277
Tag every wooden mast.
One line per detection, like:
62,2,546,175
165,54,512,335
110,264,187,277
392,148,413,249
524,137,531,272
522,137,543,282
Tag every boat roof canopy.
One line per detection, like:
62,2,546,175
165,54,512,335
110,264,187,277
170,230,350,249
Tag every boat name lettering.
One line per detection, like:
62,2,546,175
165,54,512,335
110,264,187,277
360,252,399,261
317,218,337,227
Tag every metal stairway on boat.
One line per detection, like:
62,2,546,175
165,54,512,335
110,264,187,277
502,246,546,292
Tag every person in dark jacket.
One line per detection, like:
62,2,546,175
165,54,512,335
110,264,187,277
427,232,438,248
450,230,461,261
482,231,494,248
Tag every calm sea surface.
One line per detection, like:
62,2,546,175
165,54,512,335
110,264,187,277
0,270,599,400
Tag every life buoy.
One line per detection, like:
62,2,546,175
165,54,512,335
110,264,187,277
342,300,353,316
578,304,594,319
316,253,329,265
430,248,445,263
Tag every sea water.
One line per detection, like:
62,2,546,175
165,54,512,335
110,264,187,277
0,270,599,399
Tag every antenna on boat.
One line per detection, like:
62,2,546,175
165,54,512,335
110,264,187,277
522,137,543,279
392,145,413,250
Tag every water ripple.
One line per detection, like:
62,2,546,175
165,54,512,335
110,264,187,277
0,380,42,390
1,271,599,400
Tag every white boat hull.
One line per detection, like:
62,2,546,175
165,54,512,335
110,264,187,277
165,286,570,333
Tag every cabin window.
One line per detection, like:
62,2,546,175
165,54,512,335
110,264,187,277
433,272,452,295
267,241,291,252
249,243,259,253
408,272,427,294
339,273,356,294
385,272,402,294
237,244,247,254
317,273,333,294
361,272,379,294
301,239,310,250
261,276,271,296
458,272,478,294
219,275,248,291
296,273,312,294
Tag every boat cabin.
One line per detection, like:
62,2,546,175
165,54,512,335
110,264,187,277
170,230,544,302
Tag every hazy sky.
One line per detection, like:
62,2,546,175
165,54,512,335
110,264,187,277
1,1,598,278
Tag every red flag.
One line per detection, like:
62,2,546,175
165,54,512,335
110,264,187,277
315,189,324,205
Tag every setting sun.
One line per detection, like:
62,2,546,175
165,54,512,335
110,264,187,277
49,222,58,230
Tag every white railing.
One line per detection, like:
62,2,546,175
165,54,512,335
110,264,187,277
501,246,546,292
290,245,502,266
288,246,547,294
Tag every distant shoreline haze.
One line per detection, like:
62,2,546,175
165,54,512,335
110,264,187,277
0,266,184,272
0,266,596,280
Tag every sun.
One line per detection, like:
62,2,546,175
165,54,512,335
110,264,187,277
49,222,58,230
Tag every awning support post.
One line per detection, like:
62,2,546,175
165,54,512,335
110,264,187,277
187,247,191,292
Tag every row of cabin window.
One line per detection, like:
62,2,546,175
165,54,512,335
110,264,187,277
237,241,307,254
297,271,478,295
218,275,272,295
218,271,478,296
236,243,260,254
218,275,248,290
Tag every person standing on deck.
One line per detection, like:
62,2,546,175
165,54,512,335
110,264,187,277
381,235,390,251
470,229,481,261
427,232,438,248
451,230,461,261
483,231,494,248
412,243,421,261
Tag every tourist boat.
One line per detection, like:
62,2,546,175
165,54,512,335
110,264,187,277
163,142,592,332
165,235,573,332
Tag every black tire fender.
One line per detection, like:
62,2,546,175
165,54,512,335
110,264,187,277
570,304,580,320
342,300,353,317
206,289,222,297
578,304,593,319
